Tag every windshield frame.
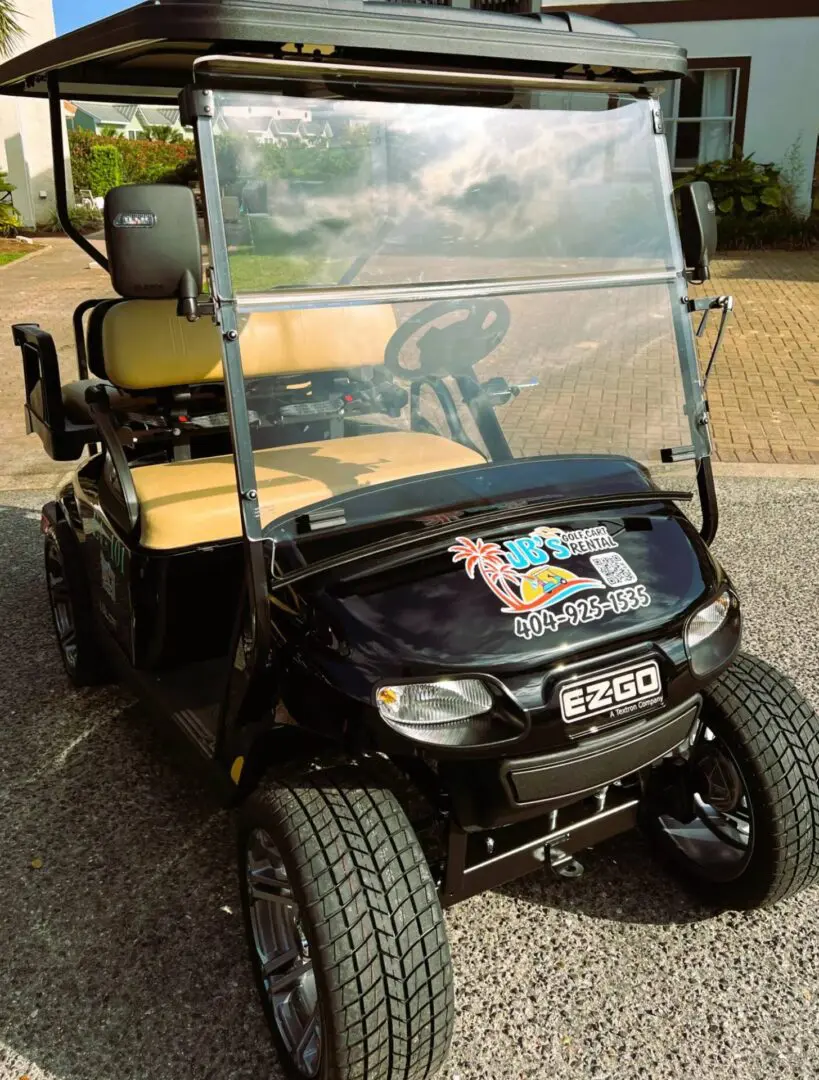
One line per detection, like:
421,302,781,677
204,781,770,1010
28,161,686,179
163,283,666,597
184,67,710,635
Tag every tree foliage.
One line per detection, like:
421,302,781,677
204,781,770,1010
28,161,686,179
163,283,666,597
143,125,186,145
0,0,24,59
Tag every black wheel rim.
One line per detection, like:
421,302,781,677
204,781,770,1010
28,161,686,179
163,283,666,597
656,722,754,882
245,828,322,1078
45,537,78,672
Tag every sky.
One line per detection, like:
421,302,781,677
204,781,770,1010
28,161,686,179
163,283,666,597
53,0,132,35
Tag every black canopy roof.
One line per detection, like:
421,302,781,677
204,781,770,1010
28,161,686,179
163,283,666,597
0,0,687,103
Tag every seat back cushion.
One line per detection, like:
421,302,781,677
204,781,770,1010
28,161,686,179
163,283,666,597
101,299,398,390
86,298,123,379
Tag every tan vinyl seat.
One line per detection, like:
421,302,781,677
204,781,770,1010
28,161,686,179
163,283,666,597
90,300,485,549
130,432,486,550
99,299,400,388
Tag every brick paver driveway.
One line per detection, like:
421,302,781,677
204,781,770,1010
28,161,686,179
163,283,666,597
0,241,816,480
693,251,819,464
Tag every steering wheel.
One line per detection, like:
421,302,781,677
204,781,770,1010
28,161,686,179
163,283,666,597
383,299,511,378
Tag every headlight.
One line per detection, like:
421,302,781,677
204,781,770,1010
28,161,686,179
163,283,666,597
685,590,740,676
686,591,731,649
376,678,493,726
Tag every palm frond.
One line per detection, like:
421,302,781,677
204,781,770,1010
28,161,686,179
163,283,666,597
0,0,24,59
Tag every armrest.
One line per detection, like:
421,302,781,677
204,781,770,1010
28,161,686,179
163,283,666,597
13,323,64,431
84,383,141,536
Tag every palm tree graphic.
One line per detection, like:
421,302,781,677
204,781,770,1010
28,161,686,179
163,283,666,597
448,536,531,613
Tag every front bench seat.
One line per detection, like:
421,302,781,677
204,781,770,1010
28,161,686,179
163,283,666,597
130,432,486,550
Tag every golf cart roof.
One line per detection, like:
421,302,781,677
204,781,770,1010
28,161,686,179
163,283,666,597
0,0,687,104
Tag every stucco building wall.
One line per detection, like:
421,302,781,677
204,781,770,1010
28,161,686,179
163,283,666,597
0,0,72,227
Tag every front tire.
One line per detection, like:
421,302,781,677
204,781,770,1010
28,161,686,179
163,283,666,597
237,761,454,1080
643,653,819,909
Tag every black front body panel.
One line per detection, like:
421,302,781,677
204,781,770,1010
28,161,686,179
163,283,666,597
53,453,736,837
265,462,737,828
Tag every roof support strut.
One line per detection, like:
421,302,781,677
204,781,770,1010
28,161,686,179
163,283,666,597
47,72,109,271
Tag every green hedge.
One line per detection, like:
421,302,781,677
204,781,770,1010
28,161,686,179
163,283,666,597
86,144,122,197
69,129,195,195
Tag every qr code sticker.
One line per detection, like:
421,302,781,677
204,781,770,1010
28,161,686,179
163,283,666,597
590,552,637,587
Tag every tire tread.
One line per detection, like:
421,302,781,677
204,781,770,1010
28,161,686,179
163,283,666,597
242,761,453,1080
703,652,819,906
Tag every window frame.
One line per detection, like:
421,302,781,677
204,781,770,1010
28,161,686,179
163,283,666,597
661,56,751,172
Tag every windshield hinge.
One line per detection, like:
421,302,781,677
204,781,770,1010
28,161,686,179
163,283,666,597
661,445,696,463
179,86,216,125
296,506,347,534
651,100,665,135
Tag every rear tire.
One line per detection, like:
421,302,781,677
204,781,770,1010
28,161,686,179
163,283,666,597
643,653,819,909
44,520,109,686
237,760,454,1080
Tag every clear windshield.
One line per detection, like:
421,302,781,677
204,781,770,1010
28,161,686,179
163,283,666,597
215,89,676,288
207,87,698,537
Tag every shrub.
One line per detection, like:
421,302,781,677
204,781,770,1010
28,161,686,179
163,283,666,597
68,129,195,196
676,149,785,217
212,127,371,190
676,148,819,250
0,168,21,236
116,136,193,184
43,205,104,235
715,211,819,251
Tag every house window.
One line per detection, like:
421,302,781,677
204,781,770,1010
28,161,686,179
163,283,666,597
657,58,750,172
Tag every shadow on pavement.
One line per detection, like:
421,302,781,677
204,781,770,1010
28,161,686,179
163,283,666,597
0,503,282,1080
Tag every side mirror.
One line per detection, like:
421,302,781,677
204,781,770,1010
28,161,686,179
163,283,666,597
104,184,202,317
677,180,717,283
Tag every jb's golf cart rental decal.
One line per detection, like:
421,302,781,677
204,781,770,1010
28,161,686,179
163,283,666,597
449,526,650,639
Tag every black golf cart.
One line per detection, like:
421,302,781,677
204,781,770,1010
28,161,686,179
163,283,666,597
3,2,818,1077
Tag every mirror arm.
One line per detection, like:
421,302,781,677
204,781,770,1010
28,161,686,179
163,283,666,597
686,295,734,390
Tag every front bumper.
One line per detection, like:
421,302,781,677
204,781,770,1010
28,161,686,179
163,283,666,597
442,695,701,830
439,696,701,906
502,696,701,806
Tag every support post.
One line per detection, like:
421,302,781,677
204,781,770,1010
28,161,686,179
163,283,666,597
47,72,108,271
697,456,719,545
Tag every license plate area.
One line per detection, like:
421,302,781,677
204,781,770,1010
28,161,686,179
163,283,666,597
557,658,664,730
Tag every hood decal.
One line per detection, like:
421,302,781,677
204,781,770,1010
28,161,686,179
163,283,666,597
449,525,651,640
